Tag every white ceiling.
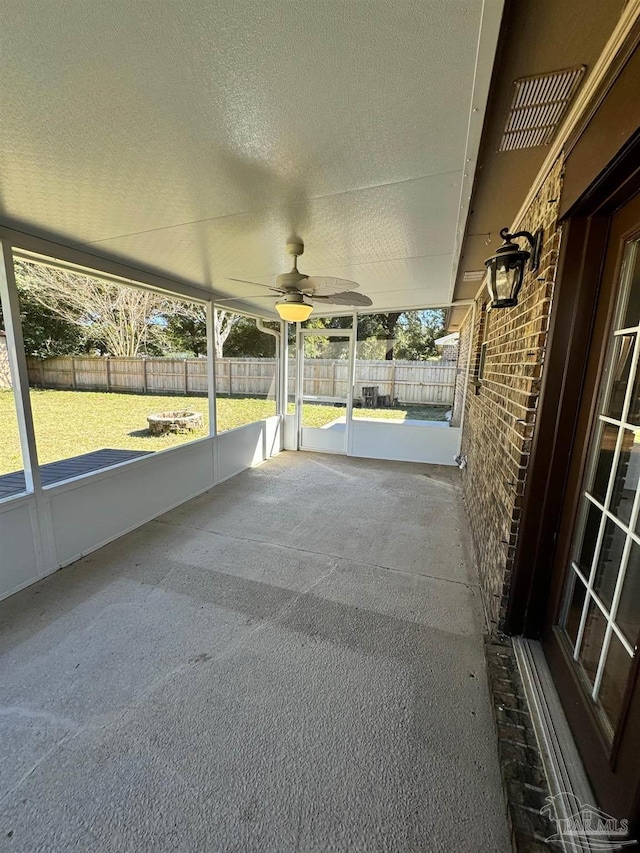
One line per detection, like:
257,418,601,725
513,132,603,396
0,0,503,316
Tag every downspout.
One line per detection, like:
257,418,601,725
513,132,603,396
256,319,281,415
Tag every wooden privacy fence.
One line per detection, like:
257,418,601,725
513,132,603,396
26,356,456,406
27,356,210,396
300,359,456,405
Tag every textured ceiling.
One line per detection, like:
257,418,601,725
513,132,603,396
0,0,503,315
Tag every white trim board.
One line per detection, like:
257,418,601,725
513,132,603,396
513,638,599,853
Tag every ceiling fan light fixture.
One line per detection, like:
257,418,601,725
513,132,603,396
275,293,313,322
225,240,369,316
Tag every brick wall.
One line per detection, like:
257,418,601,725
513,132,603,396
440,343,459,363
459,157,564,631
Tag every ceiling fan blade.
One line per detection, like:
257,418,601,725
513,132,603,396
214,294,280,303
226,278,281,292
306,276,360,295
312,291,373,307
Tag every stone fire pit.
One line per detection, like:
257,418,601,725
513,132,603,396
147,410,203,435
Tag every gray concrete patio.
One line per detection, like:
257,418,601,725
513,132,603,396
0,451,510,852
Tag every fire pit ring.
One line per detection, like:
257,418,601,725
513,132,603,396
147,410,204,435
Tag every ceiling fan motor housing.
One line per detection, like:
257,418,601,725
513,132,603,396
279,291,309,305
286,240,304,258
276,269,311,291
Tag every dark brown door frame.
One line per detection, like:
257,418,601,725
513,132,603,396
542,191,640,826
505,128,640,638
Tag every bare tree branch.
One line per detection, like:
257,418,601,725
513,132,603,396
214,309,241,359
15,261,245,360
15,261,170,357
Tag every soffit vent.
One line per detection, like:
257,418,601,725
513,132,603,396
463,270,485,282
499,65,586,152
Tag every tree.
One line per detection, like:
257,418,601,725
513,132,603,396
224,317,276,357
0,284,84,358
14,261,169,357
165,304,207,357
142,305,245,358
326,309,445,360
370,312,401,360
214,310,243,358
394,310,445,360
319,312,402,358
293,316,334,358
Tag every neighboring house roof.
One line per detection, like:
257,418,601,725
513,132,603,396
434,332,460,347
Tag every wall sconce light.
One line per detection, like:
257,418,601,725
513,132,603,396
484,227,544,308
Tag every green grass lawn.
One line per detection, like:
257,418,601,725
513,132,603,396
352,403,449,422
0,389,260,474
0,389,449,475
290,401,450,427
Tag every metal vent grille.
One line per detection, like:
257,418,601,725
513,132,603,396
462,270,485,282
499,66,585,151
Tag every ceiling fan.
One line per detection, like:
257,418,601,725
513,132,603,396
219,241,373,321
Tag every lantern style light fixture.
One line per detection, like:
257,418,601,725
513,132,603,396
484,227,544,308
275,292,313,322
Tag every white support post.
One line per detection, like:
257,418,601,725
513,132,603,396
0,241,42,493
272,352,278,417
345,311,358,456
296,322,303,447
0,240,55,575
206,302,217,437
280,321,288,417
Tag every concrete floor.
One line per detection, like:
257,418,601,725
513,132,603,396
0,452,510,852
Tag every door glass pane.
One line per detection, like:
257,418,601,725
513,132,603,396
599,633,634,731
626,363,640,426
578,600,608,686
621,253,640,328
624,252,640,423
575,500,603,576
565,571,587,649
559,238,640,744
603,334,634,421
617,539,640,646
589,423,619,504
609,429,640,524
593,519,627,611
